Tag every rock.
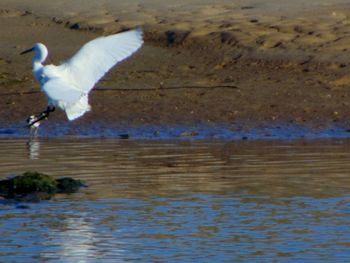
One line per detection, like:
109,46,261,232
56,177,85,193
0,171,56,200
118,134,129,139
0,171,85,201
16,204,30,209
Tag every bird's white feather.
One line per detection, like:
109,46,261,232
60,27,143,93
43,79,90,120
43,79,82,105
65,95,91,120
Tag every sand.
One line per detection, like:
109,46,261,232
1,0,350,135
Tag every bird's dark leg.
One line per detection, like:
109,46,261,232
46,106,56,114
27,106,55,127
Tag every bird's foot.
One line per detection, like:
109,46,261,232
46,106,55,113
26,114,43,128
26,106,55,127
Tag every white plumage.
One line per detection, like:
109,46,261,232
23,28,143,121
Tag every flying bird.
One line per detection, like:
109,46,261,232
22,28,143,126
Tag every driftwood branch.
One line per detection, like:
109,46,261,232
95,84,239,91
0,84,239,97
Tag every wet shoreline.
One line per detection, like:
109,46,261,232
2,122,350,140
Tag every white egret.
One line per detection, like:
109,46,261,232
22,27,143,126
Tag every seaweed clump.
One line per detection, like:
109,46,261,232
0,171,85,201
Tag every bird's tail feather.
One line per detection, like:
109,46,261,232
65,95,91,121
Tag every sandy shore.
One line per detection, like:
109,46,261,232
1,1,350,136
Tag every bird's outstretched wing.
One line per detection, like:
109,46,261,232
61,28,143,92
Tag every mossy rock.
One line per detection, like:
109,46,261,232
56,177,85,193
0,171,56,199
0,171,85,201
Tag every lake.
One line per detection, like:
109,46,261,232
1,138,350,262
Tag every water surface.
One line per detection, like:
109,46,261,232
1,138,350,262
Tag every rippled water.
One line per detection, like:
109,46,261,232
1,138,350,262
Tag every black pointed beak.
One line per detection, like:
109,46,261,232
20,47,34,55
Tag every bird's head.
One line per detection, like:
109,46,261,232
20,43,48,64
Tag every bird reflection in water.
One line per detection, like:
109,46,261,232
27,138,40,160
26,115,41,160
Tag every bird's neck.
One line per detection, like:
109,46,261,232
32,61,44,84
32,46,48,68
33,60,44,71
33,61,43,72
